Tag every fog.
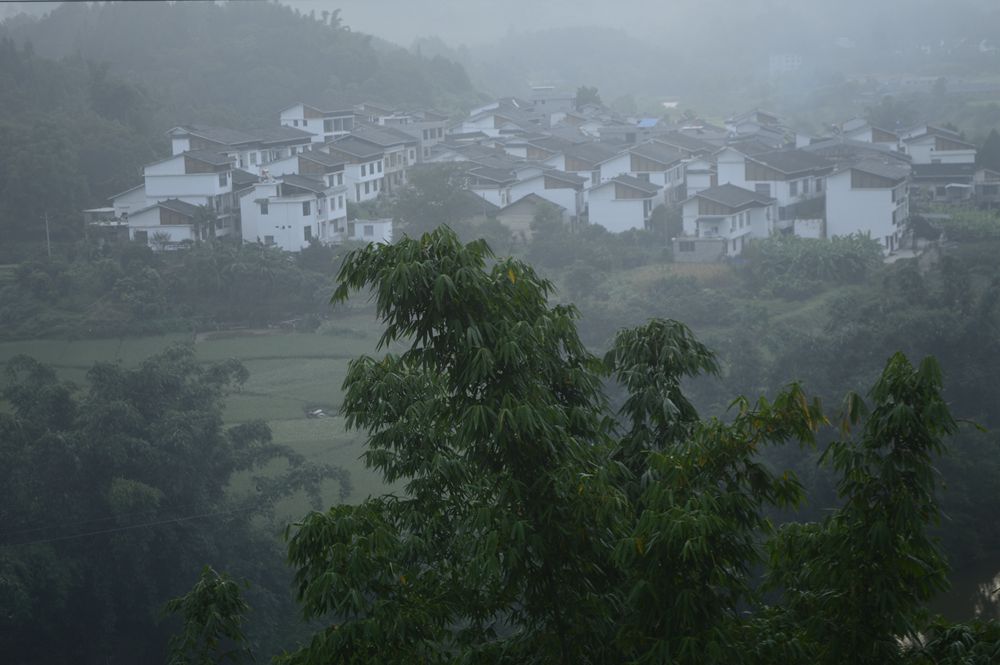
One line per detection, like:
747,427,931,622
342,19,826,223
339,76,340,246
3,1,1000,663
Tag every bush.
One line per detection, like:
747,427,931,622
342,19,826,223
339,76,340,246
743,234,884,298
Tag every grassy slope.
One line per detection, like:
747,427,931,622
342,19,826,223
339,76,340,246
0,313,389,514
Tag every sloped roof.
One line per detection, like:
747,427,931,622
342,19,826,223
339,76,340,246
231,169,260,187
912,163,977,179
280,174,328,194
468,165,517,184
653,131,717,154
184,150,235,167
540,169,587,185
351,123,419,147
847,159,911,182
749,149,832,174
599,174,662,196
299,149,347,168
562,141,620,166
133,198,200,218
628,142,685,167
691,183,774,208
326,136,384,159
499,193,567,214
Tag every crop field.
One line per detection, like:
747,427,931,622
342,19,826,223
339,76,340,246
0,313,391,514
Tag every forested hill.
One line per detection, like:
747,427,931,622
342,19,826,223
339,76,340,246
0,1,478,243
2,1,477,127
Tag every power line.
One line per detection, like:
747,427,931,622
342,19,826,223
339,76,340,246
3,505,259,548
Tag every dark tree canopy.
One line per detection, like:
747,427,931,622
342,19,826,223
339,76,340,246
163,227,996,664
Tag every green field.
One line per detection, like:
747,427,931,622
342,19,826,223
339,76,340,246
0,313,393,515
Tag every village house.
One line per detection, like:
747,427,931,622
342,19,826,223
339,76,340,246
125,150,241,246
596,141,687,204
507,169,586,223
587,175,662,233
543,141,620,190
716,147,832,221
495,193,568,241
348,123,419,194
900,125,977,165
279,102,356,142
166,124,314,171
673,183,776,262
825,159,910,253
322,136,386,203
239,173,349,251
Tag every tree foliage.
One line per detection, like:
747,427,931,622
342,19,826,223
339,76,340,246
0,346,350,663
177,226,983,664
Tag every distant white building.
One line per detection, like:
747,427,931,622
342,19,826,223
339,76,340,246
825,159,910,253
279,103,356,142
674,183,776,262
323,137,387,203
587,175,661,233
596,141,686,204
166,124,313,171
239,174,349,251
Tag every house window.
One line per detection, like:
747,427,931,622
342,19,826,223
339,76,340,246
134,230,149,244
293,119,299,127
250,153,258,165
336,173,343,186
302,201,311,216
360,164,366,176
816,178,823,193
755,183,771,196
377,161,383,173
802,179,810,194
338,195,344,208
264,235,275,245
789,180,798,196
365,181,370,194
678,241,695,252
364,224,374,237
219,172,228,186
260,200,268,215
304,225,312,241
409,149,415,162
324,119,333,133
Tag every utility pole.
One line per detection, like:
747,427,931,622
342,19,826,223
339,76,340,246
43,211,52,259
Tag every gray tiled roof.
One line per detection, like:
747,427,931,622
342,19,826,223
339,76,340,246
749,149,832,174
911,163,977,179
157,198,201,217
605,174,662,196
184,150,235,167
280,174,328,194
326,136,384,159
693,183,774,208
848,159,911,182
351,123,419,147
628,142,685,167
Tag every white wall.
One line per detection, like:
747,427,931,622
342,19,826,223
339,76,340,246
508,179,579,219
112,187,148,218
589,186,648,233
145,173,231,200
825,170,903,251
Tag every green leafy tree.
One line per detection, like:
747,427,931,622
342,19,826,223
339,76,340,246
165,566,253,665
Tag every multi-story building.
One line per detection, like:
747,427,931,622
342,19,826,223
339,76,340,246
673,183,776,262
825,159,910,253
279,103,356,142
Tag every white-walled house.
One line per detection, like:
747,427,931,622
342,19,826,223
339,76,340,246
350,124,418,194
673,184,776,262
901,126,976,165
261,150,348,189
127,199,203,247
684,157,717,197
587,175,661,233
110,183,147,220
323,137,386,203
596,141,686,204
543,141,620,191
716,147,832,216
142,150,239,233
239,174,349,251
279,103,356,142
467,166,517,208
507,170,586,222
825,160,910,253
166,125,314,171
